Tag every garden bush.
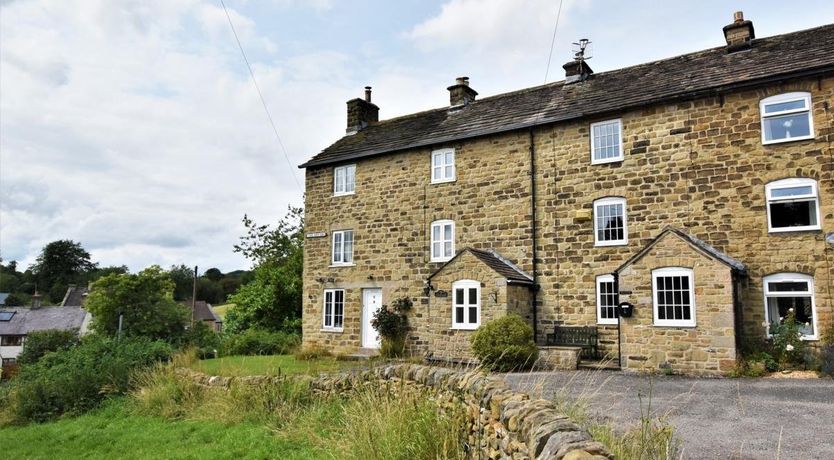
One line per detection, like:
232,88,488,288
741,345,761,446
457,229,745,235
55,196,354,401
371,297,412,358
5,335,173,423
769,309,807,368
16,329,81,366
470,315,538,372
179,321,222,359
221,329,300,356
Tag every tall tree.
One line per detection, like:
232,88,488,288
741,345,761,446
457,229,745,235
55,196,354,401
85,266,188,341
226,206,303,333
30,240,97,302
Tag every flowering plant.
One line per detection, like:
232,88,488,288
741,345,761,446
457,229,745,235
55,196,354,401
769,308,807,368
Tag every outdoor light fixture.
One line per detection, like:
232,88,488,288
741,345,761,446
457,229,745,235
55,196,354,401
423,281,434,296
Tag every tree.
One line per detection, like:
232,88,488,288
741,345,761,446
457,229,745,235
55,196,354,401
30,240,97,302
88,265,129,283
85,266,189,342
227,206,303,333
167,264,195,301
204,268,223,282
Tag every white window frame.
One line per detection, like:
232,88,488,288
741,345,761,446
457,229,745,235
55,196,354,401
593,197,628,247
765,178,821,233
590,119,624,164
322,289,345,331
333,164,356,196
596,274,619,325
331,230,354,266
760,92,814,145
451,280,480,330
430,220,455,262
652,267,696,328
431,148,456,184
763,273,818,340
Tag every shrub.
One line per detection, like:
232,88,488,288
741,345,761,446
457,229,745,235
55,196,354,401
16,329,80,366
470,315,538,372
180,322,221,359
371,297,412,358
769,309,807,368
221,329,300,356
821,345,834,377
5,335,173,423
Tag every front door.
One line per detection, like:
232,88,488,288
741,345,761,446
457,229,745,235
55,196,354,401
362,288,382,349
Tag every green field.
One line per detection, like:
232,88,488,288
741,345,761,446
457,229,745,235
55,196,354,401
191,354,362,377
0,401,318,460
211,303,234,320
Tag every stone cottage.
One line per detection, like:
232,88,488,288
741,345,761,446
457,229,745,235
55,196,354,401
298,13,834,375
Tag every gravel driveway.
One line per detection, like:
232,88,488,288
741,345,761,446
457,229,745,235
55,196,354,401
504,370,834,460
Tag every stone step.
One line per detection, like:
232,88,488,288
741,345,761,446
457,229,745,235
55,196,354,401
577,359,621,371
342,348,380,361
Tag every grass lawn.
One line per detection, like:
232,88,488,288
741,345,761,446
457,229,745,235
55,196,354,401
211,303,234,321
0,400,319,460
191,354,362,377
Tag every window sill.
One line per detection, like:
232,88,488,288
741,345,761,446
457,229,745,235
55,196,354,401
451,325,479,331
320,328,344,333
430,258,453,264
766,333,818,341
591,157,624,165
329,263,356,268
768,227,821,234
597,320,618,326
653,323,696,328
430,178,456,185
595,240,628,247
762,135,815,146
333,192,355,197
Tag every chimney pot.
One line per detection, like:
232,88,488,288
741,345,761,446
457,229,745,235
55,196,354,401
364,86,372,103
447,77,477,107
723,11,755,52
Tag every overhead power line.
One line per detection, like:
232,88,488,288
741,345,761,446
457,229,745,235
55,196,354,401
219,0,302,192
543,0,565,84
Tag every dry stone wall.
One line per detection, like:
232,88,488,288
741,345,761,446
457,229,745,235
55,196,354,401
181,364,612,460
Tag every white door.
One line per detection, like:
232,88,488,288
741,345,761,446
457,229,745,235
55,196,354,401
362,288,383,349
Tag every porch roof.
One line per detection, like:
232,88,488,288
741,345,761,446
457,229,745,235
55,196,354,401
427,248,534,285
614,227,747,275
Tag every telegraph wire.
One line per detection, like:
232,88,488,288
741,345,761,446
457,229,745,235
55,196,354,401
543,0,565,84
219,0,302,192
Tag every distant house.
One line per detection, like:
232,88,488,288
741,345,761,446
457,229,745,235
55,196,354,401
0,305,91,367
60,284,89,307
181,300,223,332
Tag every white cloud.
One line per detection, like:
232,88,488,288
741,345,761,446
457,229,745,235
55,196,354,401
0,0,348,271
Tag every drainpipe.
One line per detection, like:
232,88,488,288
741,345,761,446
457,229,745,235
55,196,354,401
612,271,622,369
529,128,539,342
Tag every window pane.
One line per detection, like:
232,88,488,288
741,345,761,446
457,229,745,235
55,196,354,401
468,306,477,324
432,242,441,258
445,152,453,164
771,186,813,198
445,165,453,178
596,203,624,242
334,291,344,328
763,113,811,141
345,166,355,192
444,242,452,257
433,167,441,180
433,153,441,167
433,226,440,240
764,99,806,114
770,200,816,228
444,225,452,240
468,288,477,305
324,292,333,326
456,306,464,323
768,281,809,292
333,233,342,262
455,288,464,305
767,296,814,336
593,121,621,160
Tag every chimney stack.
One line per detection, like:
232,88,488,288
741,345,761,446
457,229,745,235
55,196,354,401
31,291,43,309
563,38,593,84
447,76,478,107
346,86,379,134
723,11,755,52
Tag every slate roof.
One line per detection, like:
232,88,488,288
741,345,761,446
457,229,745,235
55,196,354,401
428,248,534,285
0,306,88,336
615,227,747,275
301,23,834,169
61,286,88,307
181,300,221,323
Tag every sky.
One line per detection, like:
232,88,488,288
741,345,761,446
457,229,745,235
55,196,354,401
1,0,833,273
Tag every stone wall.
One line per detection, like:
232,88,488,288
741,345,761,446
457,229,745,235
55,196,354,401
617,233,738,375
303,75,834,369
183,364,611,460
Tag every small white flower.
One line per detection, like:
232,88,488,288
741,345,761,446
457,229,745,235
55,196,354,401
786,344,795,351
788,308,795,313
761,321,770,328
779,316,784,321
805,322,810,327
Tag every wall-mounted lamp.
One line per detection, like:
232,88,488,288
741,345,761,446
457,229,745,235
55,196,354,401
490,290,499,303
423,281,434,296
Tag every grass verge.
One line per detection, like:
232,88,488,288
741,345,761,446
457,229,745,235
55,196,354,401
190,354,361,377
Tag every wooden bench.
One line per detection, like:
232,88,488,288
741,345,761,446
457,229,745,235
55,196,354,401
544,325,600,360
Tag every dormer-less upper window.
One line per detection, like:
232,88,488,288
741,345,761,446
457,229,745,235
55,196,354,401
334,164,356,196
765,178,821,232
760,93,814,145
590,119,623,164
431,148,455,183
